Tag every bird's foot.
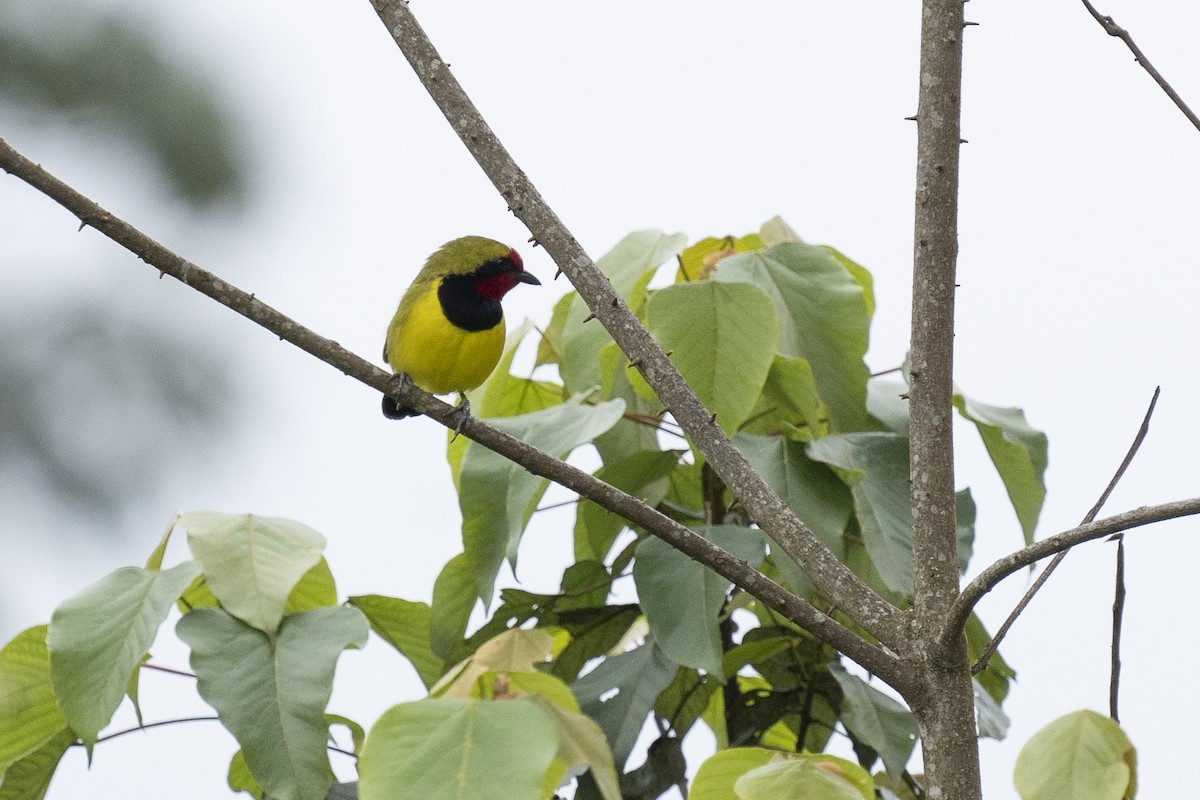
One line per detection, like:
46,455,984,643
382,372,418,419
448,393,472,441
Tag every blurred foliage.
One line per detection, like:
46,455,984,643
0,1,251,518
0,0,247,206
0,304,232,513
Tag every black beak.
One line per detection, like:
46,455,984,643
514,270,541,286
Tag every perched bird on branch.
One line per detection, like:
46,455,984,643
382,236,540,422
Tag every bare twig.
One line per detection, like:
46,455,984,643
365,0,907,651
1080,0,1200,132
1109,536,1125,721
0,136,905,686
75,716,220,745
969,387,1160,671
139,662,196,679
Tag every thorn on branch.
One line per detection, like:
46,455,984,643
709,412,718,425
582,312,597,323
904,114,919,122
610,297,619,307
964,21,979,28
627,360,641,369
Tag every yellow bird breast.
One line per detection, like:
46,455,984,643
385,282,505,395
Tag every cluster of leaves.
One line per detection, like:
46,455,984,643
6,221,1131,800
396,220,1049,795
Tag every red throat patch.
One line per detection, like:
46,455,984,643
476,270,522,301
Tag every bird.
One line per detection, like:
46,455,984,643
382,236,540,422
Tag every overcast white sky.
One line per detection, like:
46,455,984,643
3,1,1199,797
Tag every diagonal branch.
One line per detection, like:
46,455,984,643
945,495,1200,647
0,135,909,688
970,387,1160,673
1080,0,1200,132
366,0,905,647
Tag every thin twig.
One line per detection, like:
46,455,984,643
74,716,220,745
969,387,1159,671
0,135,904,687
1080,0,1200,132
140,662,196,679
1109,535,1125,721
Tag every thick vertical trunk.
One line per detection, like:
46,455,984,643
907,0,982,796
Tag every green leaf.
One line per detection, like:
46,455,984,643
591,342,664,463
176,606,368,800
429,554,477,660
349,595,442,689
741,356,825,440
633,526,767,680
575,449,681,562
472,628,556,673
866,379,910,435
1014,710,1135,800
735,754,874,800
956,488,976,572
180,511,325,633
473,320,564,419
535,292,570,367
0,626,70,777
0,728,75,800
827,663,918,778
559,231,687,395
48,561,199,747
645,280,778,433
459,397,625,603
653,668,715,740
806,433,914,595
676,235,764,282
714,243,873,432
973,678,1010,741
954,395,1048,545
617,735,686,800
228,750,264,798
529,696,622,800
551,605,641,684
144,512,180,570
557,560,613,611
570,641,678,768
286,558,338,613
735,434,853,553
125,655,145,728
327,783,358,800
965,613,1016,703
326,714,366,756
689,747,777,800
358,698,557,800
759,216,803,246
824,247,875,318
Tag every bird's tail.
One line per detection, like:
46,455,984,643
382,396,419,420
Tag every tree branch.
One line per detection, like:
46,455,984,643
0,135,907,687
970,386,1159,673
1080,0,1200,132
946,496,1200,642
366,0,905,648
